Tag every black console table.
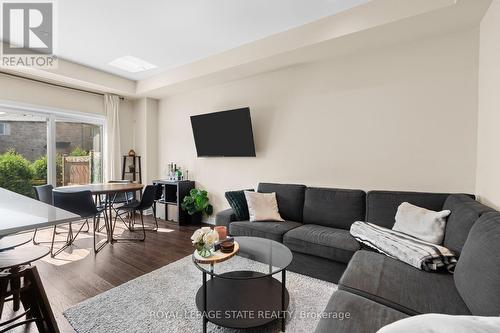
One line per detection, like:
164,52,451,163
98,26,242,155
153,180,195,225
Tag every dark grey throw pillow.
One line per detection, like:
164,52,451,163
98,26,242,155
225,189,254,221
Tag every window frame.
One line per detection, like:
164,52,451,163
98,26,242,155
0,99,106,186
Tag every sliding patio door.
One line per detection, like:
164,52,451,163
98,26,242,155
0,106,105,197
0,110,48,197
55,120,103,186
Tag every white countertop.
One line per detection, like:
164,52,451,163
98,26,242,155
0,187,80,237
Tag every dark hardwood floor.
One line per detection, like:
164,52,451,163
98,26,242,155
6,216,204,333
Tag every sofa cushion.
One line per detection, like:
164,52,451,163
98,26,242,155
288,252,348,284
224,189,253,221
454,211,500,316
378,314,500,333
302,187,366,229
228,220,301,242
365,191,458,229
339,251,471,315
257,183,306,222
393,202,451,244
283,224,360,263
442,194,493,255
314,290,408,333
244,191,284,222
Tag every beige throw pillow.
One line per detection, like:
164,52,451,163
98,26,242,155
393,202,451,244
244,191,284,222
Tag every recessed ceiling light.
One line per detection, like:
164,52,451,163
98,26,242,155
109,56,157,73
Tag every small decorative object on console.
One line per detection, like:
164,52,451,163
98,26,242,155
191,227,219,258
214,237,234,251
220,240,235,253
214,226,227,240
167,162,185,181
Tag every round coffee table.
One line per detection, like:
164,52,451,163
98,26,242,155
192,236,293,332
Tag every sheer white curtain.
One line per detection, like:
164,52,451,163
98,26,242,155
104,94,121,181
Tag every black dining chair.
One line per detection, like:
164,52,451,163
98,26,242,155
33,184,55,245
33,184,53,205
113,184,159,240
108,180,136,205
33,184,86,248
52,190,106,254
107,180,137,231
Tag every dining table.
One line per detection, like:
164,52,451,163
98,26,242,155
55,182,144,249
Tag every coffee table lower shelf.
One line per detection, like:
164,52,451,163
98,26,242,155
195,270,290,332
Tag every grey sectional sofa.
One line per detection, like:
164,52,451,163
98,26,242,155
216,183,499,332
217,183,366,282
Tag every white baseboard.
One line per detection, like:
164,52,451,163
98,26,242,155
205,217,216,225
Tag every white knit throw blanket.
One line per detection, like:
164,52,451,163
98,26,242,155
350,221,457,272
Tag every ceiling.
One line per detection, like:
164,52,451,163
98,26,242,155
2,0,490,99
56,0,370,80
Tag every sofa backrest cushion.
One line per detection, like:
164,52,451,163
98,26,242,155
454,212,500,316
303,187,366,229
257,183,306,222
365,191,458,229
442,194,493,255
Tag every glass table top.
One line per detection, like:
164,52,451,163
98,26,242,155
193,236,293,279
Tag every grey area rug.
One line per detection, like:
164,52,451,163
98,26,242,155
64,255,337,333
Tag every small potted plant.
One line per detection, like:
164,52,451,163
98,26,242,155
191,227,219,258
181,188,213,224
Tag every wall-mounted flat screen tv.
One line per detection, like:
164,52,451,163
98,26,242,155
190,107,256,157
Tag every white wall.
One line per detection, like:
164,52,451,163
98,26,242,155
158,28,480,216
0,74,105,115
119,99,136,161
132,98,159,184
476,0,500,209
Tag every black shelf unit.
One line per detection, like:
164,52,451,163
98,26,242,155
153,180,195,225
